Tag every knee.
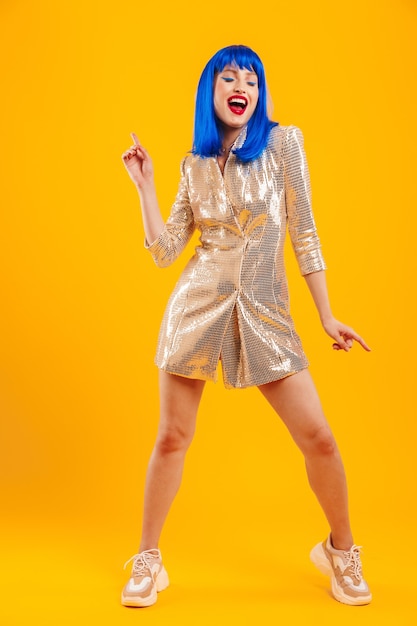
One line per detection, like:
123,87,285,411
305,426,337,457
155,424,194,455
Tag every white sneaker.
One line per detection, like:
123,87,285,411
310,535,372,605
121,548,169,607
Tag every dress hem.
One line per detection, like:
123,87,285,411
155,361,310,390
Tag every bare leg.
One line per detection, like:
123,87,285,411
139,371,205,552
259,369,354,550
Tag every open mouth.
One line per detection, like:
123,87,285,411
227,96,248,116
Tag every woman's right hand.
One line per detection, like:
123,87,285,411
121,133,154,189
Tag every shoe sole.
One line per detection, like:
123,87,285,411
310,543,372,606
121,566,169,608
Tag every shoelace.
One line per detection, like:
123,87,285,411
343,545,363,581
123,549,160,577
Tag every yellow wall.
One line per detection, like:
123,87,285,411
1,1,416,623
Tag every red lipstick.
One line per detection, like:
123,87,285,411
227,95,248,116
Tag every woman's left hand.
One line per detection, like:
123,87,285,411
322,317,371,352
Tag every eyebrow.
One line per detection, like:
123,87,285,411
221,66,257,77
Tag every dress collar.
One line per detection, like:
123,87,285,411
232,126,247,151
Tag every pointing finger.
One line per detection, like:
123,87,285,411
355,336,371,352
131,132,140,145
344,329,371,352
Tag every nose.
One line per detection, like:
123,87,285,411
234,84,245,94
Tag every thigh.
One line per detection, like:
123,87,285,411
258,369,332,451
158,370,206,439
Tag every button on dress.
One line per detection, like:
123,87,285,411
146,125,326,388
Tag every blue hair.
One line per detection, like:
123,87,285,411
192,45,278,163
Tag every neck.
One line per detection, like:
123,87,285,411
220,127,243,153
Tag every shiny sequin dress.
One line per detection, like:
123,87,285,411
146,125,326,388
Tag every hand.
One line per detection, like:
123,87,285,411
121,133,154,188
322,317,371,352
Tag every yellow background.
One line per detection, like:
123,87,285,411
1,0,416,623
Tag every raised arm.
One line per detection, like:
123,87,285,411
122,133,195,267
121,133,164,245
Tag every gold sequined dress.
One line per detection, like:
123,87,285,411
146,125,326,388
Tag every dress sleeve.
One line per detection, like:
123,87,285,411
145,156,195,268
284,126,327,276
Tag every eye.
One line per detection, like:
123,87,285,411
247,81,257,87
221,77,234,83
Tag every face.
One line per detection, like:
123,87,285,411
213,64,259,132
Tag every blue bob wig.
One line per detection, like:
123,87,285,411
192,45,278,163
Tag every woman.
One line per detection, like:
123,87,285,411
121,44,371,607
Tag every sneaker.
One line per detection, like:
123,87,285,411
121,548,169,607
310,535,372,605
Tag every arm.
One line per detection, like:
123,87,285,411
304,270,371,352
284,126,326,276
283,127,370,352
122,133,195,267
122,133,164,245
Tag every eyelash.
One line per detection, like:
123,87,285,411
221,77,257,87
